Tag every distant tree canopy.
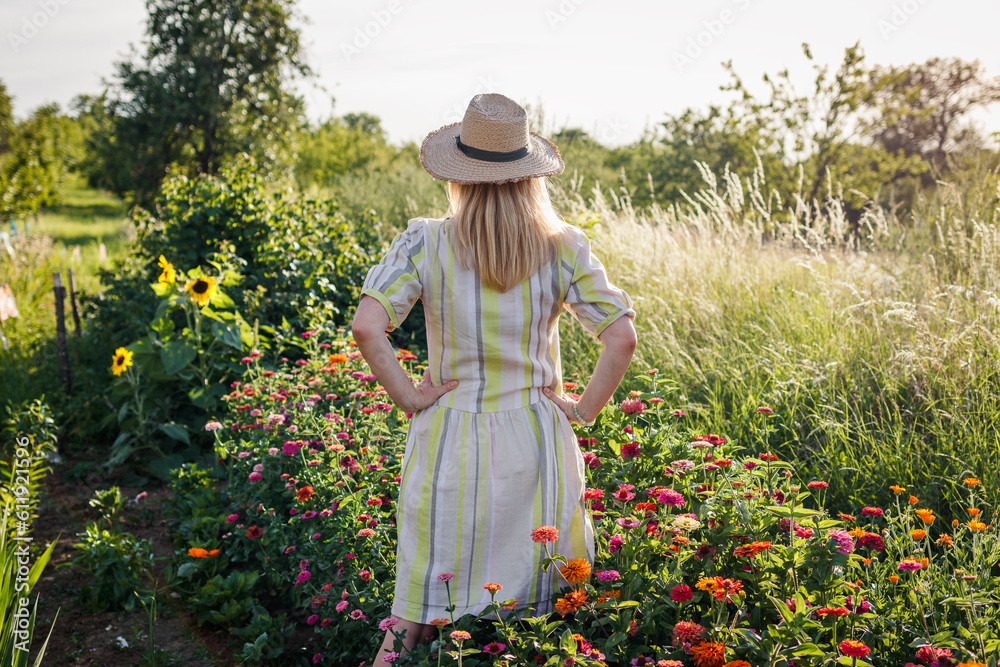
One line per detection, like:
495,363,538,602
0,80,81,219
83,0,311,208
547,44,999,221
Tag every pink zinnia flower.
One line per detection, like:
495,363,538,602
437,572,455,582
620,399,645,415
621,442,641,457
335,601,348,612
596,570,620,582
826,529,854,555
609,535,623,554
482,641,506,655
898,558,923,571
248,472,262,481
379,617,399,631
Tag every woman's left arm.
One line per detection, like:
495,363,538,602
351,295,457,413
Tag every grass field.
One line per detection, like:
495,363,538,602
554,167,1000,517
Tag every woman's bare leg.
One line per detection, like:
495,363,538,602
372,618,430,665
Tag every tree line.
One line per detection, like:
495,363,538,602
1,1,998,224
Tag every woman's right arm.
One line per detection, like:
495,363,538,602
543,315,637,424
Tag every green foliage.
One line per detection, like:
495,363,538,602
70,522,154,613
186,570,260,628
0,90,82,219
233,610,293,664
0,501,59,667
104,255,258,474
0,399,56,533
85,0,310,207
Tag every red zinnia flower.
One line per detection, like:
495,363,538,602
246,526,263,539
296,486,314,502
839,640,870,658
670,584,693,603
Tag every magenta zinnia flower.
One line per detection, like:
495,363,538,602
658,489,685,508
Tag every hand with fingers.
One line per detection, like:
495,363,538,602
541,386,594,427
403,368,458,413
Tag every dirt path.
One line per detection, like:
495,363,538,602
26,459,239,666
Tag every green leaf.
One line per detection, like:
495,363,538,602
189,386,216,410
209,288,236,309
161,340,198,375
211,320,243,351
159,422,190,445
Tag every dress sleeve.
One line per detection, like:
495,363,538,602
360,219,426,332
562,229,635,337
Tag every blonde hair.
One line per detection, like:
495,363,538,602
445,178,567,292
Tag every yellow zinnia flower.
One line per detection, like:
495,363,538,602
157,255,176,284
111,347,133,376
185,276,217,307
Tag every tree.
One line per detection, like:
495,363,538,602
0,80,79,219
863,57,1000,174
90,0,311,207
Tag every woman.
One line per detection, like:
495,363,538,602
352,93,637,664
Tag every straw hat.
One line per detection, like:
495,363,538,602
419,93,564,184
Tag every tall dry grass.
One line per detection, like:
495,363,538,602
554,162,1000,514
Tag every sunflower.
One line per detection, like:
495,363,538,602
111,347,133,376
157,255,176,284
185,276,217,307
559,558,592,585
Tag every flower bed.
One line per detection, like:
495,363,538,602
174,328,1000,666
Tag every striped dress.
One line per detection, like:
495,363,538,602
360,217,635,623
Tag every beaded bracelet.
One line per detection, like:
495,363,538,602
572,402,596,427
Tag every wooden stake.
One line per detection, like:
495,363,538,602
67,268,81,336
53,272,72,395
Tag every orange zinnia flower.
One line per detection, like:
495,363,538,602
967,508,981,517
963,477,981,486
889,575,899,583
554,589,588,616
429,618,450,627
908,495,919,505
889,485,906,494
560,558,592,585
911,529,927,540
297,486,314,502
328,353,348,364
968,520,987,532
724,662,751,667
914,509,935,525
483,583,503,594
208,549,220,557
936,534,953,546
188,547,209,558
691,640,726,667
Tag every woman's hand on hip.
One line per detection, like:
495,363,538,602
402,368,457,413
542,386,588,426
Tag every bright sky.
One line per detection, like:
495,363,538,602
2,0,999,147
